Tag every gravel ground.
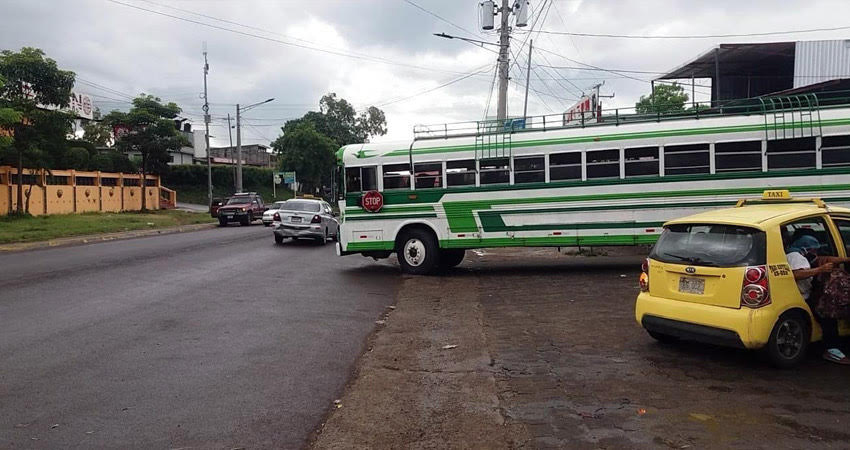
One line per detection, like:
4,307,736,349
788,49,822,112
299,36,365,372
312,247,850,449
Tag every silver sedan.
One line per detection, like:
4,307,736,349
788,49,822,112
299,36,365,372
273,199,340,245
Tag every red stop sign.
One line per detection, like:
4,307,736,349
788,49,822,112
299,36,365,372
362,190,383,212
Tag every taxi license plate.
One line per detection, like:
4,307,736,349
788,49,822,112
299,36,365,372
291,216,302,223
679,276,705,294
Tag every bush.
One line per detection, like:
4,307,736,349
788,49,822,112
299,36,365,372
163,164,278,195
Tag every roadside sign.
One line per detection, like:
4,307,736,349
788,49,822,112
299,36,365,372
362,190,383,212
273,175,282,185
280,171,296,184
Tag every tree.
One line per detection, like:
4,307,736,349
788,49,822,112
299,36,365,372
104,95,185,211
0,75,22,152
81,119,112,147
282,93,387,148
0,47,75,214
273,121,336,194
635,83,689,115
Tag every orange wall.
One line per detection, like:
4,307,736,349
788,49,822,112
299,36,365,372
0,185,8,215
10,185,46,215
75,186,101,213
101,186,122,212
123,186,142,211
46,185,76,214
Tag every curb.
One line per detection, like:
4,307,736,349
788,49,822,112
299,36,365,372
0,222,219,253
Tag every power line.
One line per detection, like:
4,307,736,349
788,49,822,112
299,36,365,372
373,64,493,107
530,24,850,39
403,0,480,40
107,0,495,79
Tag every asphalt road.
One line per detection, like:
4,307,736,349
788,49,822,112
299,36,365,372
0,224,400,449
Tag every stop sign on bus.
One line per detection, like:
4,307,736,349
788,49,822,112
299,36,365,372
362,190,383,212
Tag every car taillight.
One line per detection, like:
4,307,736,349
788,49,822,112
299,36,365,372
311,215,321,223
741,265,770,308
639,258,650,292
273,212,280,221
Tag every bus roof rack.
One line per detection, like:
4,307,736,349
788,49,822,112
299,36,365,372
736,190,826,208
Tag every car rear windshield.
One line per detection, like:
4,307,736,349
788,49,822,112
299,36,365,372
280,200,321,212
226,196,252,205
270,202,286,210
650,223,766,267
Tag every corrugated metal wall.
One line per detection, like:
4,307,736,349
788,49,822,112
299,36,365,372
794,40,850,88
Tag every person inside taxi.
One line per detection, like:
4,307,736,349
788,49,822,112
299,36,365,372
785,235,850,364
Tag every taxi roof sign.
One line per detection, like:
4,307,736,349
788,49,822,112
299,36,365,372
762,189,791,200
736,190,826,208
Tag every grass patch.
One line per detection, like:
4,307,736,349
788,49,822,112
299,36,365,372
0,210,216,244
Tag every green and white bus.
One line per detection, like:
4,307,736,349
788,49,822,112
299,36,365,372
336,93,850,274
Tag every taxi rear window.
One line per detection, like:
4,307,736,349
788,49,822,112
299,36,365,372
650,224,766,267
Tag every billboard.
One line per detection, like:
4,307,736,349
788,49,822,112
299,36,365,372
564,93,596,125
20,82,94,120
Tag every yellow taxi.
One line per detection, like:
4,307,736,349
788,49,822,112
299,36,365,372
635,190,850,368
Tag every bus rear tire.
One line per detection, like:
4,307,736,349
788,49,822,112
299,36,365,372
439,249,465,269
396,228,439,275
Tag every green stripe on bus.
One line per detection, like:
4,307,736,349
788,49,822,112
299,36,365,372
345,213,438,221
444,183,850,232
345,205,435,215
346,233,659,252
344,167,850,207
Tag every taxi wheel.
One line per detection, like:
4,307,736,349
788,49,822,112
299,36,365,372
765,312,810,369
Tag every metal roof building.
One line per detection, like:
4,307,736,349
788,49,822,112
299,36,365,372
656,39,850,103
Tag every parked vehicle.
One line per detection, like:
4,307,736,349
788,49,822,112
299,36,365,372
217,192,266,226
273,198,339,245
209,197,224,218
262,201,288,227
636,190,850,368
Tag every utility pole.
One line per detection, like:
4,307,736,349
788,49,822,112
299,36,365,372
522,39,532,121
227,113,236,191
235,103,242,192
202,44,212,206
496,0,511,121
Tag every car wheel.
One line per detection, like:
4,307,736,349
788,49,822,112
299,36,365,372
218,218,228,227
317,228,328,245
264,222,271,227
438,249,465,269
241,213,253,226
274,234,284,245
764,312,810,369
396,228,439,275
647,330,679,344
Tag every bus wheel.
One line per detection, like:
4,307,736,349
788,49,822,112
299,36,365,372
439,249,465,269
397,228,439,275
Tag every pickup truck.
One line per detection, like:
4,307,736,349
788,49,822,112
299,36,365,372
216,192,267,226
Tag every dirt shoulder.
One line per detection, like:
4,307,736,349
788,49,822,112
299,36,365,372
312,248,850,449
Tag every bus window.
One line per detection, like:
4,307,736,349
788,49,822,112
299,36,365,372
625,146,659,177
822,135,850,167
382,163,411,190
766,137,816,170
549,152,581,181
414,162,443,189
586,149,620,179
664,143,710,175
715,141,762,173
345,166,377,192
480,158,510,185
514,156,544,184
362,167,377,190
447,160,476,186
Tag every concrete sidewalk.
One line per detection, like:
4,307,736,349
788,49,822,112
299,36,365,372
0,222,218,253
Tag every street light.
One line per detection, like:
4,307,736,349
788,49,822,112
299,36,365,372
235,97,274,192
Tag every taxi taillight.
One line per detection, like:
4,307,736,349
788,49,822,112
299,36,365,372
741,265,770,308
639,258,650,292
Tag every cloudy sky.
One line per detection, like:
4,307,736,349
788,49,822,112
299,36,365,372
4,0,850,146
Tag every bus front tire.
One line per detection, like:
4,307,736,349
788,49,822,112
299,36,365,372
439,249,465,269
396,228,439,275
